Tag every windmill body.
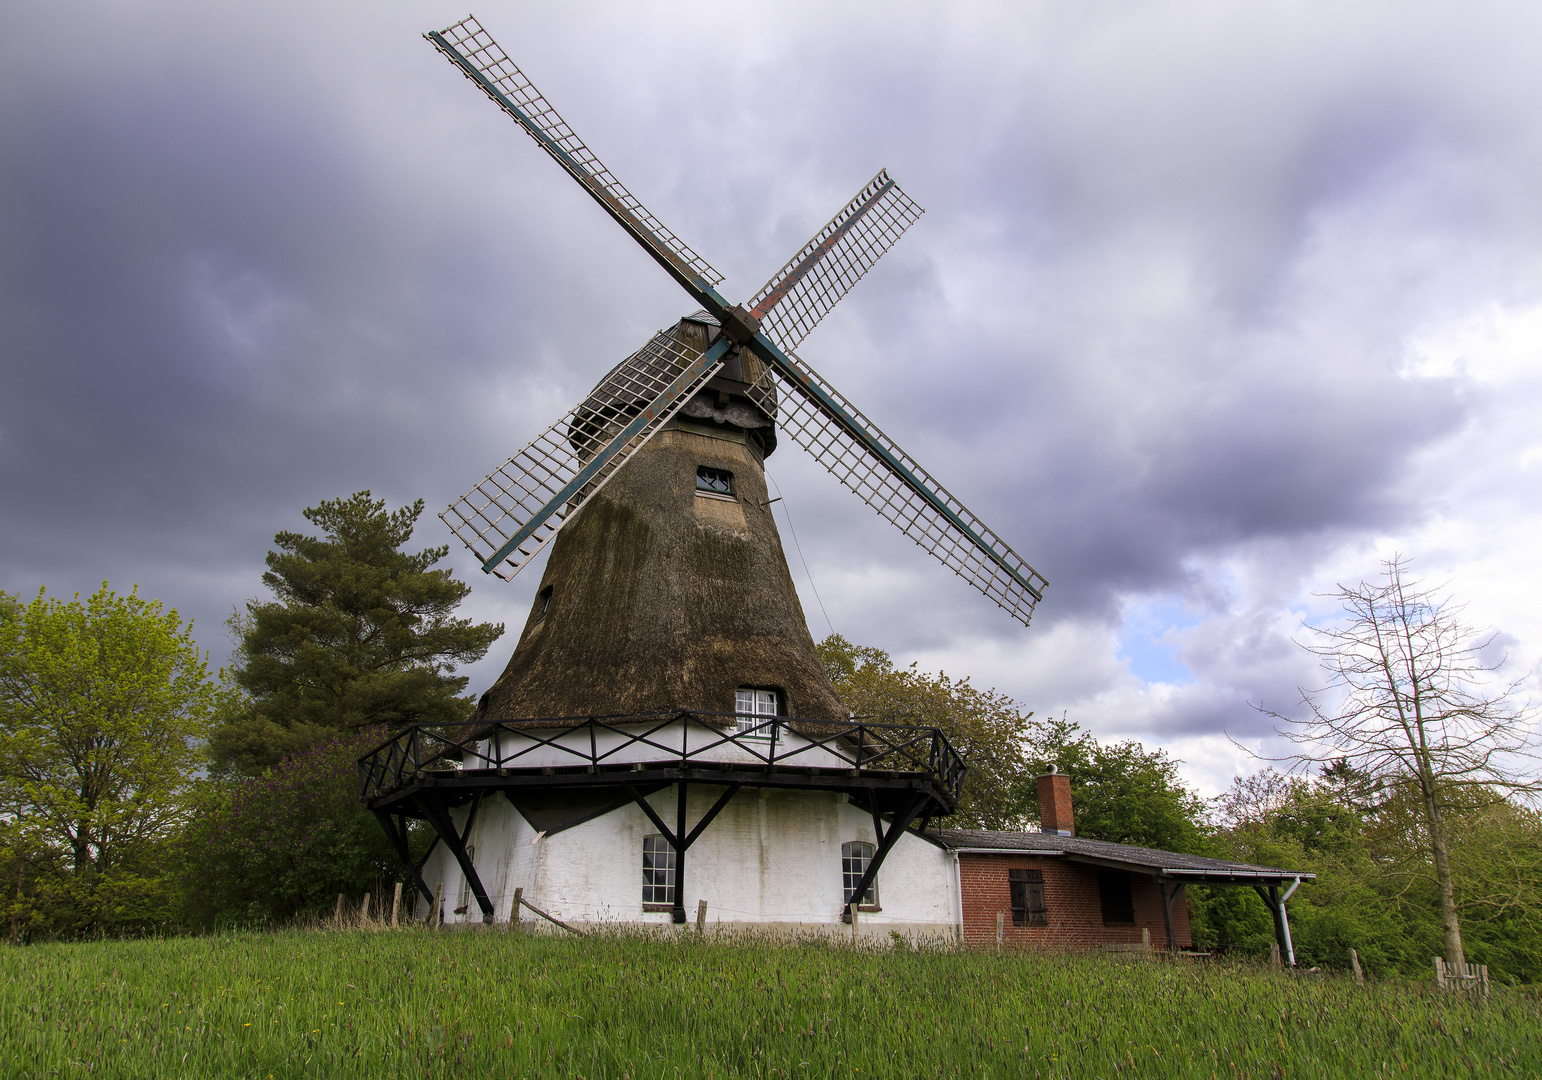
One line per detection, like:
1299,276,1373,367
360,17,1045,933
478,315,846,725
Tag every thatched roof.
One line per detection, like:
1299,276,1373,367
475,404,846,726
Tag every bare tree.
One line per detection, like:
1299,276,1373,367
1263,555,1538,968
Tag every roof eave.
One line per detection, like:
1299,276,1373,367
941,844,1314,884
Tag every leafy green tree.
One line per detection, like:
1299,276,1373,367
817,635,1035,829
210,492,503,775
0,583,222,935
1023,715,1211,852
1199,766,1542,980
180,728,413,926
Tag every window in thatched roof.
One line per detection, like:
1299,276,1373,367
735,688,778,735
696,466,735,499
642,834,676,908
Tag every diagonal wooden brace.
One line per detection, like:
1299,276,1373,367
624,782,742,924
842,790,928,924
419,795,495,923
372,809,435,905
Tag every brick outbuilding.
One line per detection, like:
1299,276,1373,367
929,769,1313,957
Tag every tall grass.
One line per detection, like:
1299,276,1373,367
1,925,1535,1078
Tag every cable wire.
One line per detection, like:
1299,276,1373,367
767,472,835,639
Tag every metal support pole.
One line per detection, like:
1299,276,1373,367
1278,877,1300,967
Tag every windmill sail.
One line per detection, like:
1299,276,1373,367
748,170,924,353
430,16,1049,624
427,17,724,294
744,348,1047,625
441,324,728,579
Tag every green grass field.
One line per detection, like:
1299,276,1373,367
1,926,1535,1078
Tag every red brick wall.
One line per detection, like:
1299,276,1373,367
958,855,1192,950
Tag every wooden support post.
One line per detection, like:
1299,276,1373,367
511,887,523,926
359,893,370,924
432,881,444,928
996,912,1005,949
1349,948,1364,985
850,902,859,944
696,899,707,936
334,893,345,928
672,782,689,925
391,882,402,928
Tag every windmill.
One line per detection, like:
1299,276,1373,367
428,17,1046,724
357,17,1048,930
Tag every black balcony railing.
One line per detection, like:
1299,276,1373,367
358,710,966,805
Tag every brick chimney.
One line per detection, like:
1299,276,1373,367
1037,765,1074,836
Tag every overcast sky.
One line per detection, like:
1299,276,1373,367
4,0,1541,795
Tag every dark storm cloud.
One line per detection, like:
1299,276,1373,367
3,0,1540,755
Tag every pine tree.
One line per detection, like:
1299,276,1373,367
210,492,503,775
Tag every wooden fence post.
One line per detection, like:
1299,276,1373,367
391,882,402,928
432,882,444,929
511,887,523,927
1141,927,1151,952
1433,956,1446,989
1270,943,1281,967
334,893,346,928
996,912,1004,950
696,899,707,936
1349,948,1364,985
850,903,859,945
359,893,371,924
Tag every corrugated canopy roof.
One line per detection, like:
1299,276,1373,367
931,829,1314,885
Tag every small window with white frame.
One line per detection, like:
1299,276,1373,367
696,466,735,499
642,834,676,908
735,687,778,734
842,840,879,909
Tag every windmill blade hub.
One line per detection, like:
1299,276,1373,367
719,305,763,346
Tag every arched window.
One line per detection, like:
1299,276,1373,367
735,687,778,734
642,834,676,907
841,841,879,909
